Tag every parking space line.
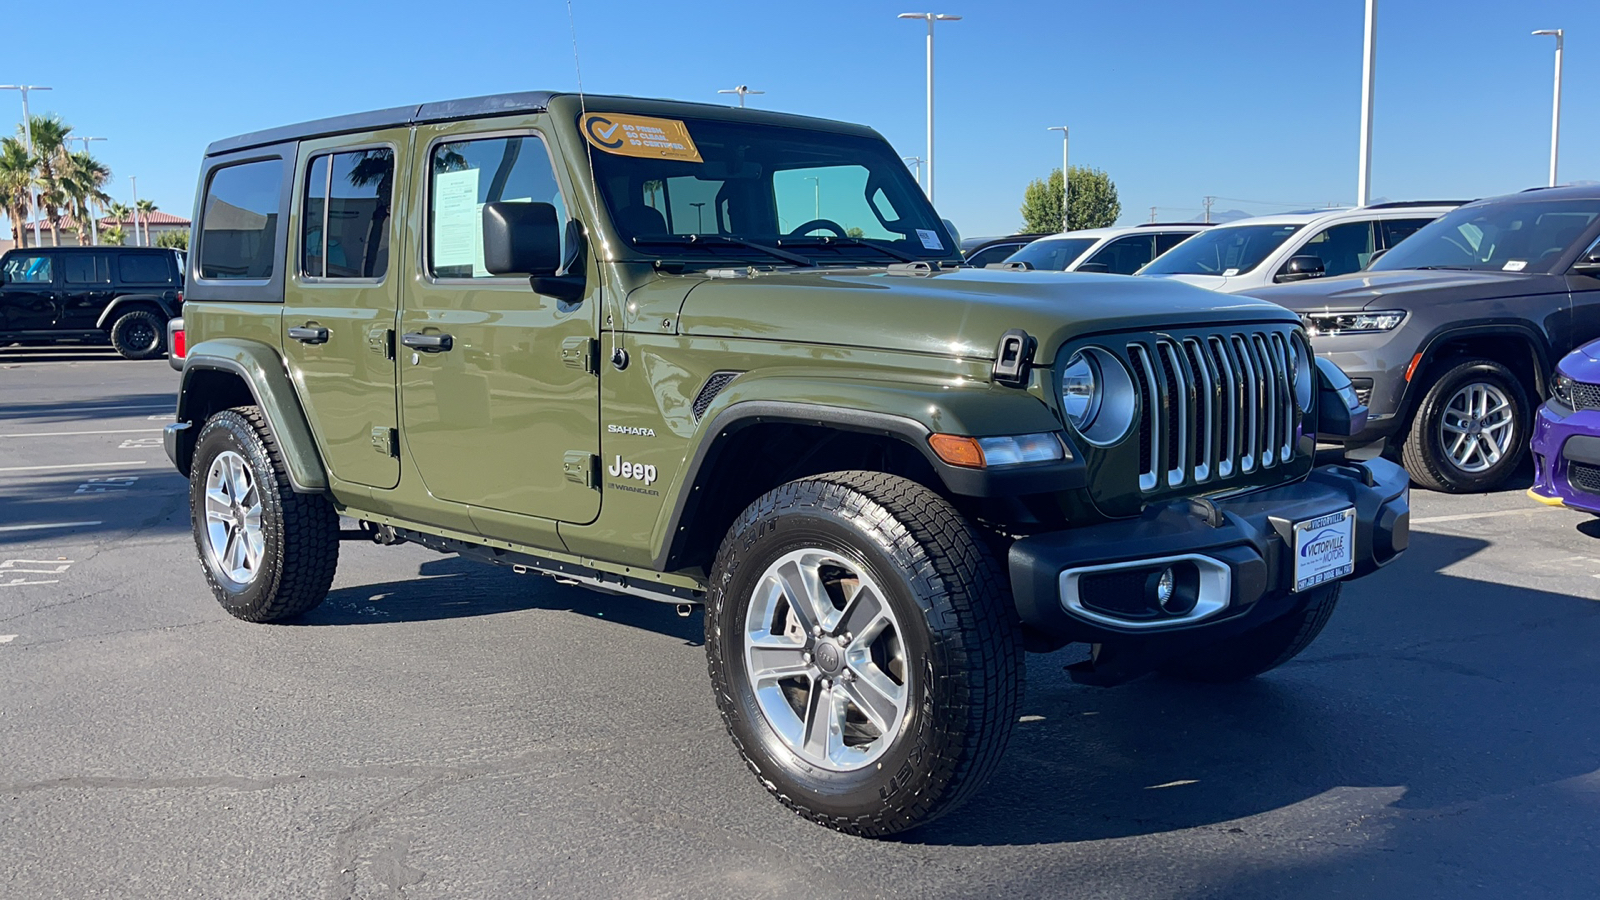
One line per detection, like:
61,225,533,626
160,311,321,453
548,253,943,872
0,429,163,438
0,522,103,533
0,461,149,474
1411,508,1570,525
0,636,15,644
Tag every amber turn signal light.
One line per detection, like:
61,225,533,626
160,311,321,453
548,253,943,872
928,434,987,468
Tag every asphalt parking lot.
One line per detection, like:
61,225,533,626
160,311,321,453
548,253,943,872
2,347,1598,900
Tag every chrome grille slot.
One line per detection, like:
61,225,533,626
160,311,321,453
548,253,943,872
1126,326,1303,494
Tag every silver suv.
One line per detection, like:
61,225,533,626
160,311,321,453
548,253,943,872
1002,223,1211,274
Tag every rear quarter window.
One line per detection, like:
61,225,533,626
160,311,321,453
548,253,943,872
117,253,176,285
198,158,285,280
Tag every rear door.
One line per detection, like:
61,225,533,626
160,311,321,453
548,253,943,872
397,118,601,524
57,251,113,330
0,252,60,331
281,131,407,490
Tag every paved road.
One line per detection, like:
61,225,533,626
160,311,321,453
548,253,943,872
2,346,1597,899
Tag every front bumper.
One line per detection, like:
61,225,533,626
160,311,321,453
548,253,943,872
1009,459,1410,650
1529,402,1600,514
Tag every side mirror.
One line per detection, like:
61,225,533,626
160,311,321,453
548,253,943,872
940,218,962,250
1315,356,1368,437
482,202,563,277
0,270,8,285
1277,255,1327,283
1075,262,1111,274
1366,247,1388,266
1572,249,1600,278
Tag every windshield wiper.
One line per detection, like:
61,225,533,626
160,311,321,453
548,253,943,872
777,236,922,263
631,234,816,267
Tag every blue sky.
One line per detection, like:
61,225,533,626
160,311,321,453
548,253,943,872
5,0,1596,239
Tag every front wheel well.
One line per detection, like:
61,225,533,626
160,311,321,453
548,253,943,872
664,423,945,573
1410,332,1546,410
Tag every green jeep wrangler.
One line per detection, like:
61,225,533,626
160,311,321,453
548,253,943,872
165,91,1410,837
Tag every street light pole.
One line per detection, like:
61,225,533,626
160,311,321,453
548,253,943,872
1,84,54,247
898,12,961,203
717,85,765,108
804,176,820,223
1534,29,1564,186
902,156,924,189
1047,125,1069,231
1356,0,1376,206
690,201,706,232
70,136,107,245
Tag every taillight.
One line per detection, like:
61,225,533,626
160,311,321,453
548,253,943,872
172,329,186,359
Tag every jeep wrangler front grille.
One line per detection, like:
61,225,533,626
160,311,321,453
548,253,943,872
1128,328,1302,493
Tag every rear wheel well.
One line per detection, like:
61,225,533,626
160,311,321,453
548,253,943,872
665,423,944,573
173,368,257,474
102,299,168,331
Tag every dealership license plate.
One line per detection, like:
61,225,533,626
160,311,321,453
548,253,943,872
1292,508,1356,592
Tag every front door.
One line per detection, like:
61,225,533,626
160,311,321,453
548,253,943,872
0,252,60,331
398,120,601,524
281,131,407,489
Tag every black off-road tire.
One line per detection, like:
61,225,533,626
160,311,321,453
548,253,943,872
189,406,339,622
1400,358,1529,493
109,309,166,360
1161,583,1342,683
705,471,1024,837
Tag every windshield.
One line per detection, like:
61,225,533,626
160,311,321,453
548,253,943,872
582,113,955,265
1370,198,1600,273
1139,223,1303,276
1004,237,1098,271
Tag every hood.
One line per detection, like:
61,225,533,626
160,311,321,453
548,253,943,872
676,267,1298,364
1562,340,1600,375
1145,272,1231,292
1244,268,1568,313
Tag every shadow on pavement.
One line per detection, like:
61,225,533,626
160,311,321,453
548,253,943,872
0,345,127,365
907,527,1600,853
294,554,704,644
0,391,176,421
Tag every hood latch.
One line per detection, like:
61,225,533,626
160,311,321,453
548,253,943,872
991,328,1036,387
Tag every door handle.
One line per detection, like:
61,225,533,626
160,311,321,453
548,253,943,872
288,325,330,345
401,332,453,352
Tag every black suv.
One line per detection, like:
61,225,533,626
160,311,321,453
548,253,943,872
1249,185,1600,493
0,245,185,359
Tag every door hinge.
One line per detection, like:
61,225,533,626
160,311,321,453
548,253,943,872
563,450,598,488
371,427,398,457
561,336,597,373
369,328,395,360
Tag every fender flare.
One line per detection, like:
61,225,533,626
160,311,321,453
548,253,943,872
95,294,178,329
1399,321,1552,415
175,338,328,493
650,375,1087,569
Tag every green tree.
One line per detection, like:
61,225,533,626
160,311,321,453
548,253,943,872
100,224,126,246
61,151,112,245
136,198,158,246
0,137,36,246
154,229,188,250
18,115,73,246
1019,166,1121,234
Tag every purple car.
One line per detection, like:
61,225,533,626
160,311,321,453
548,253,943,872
1530,340,1600,512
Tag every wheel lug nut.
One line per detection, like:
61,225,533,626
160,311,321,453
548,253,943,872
820,678,831,690
811,625,823,637
839,632,851,645
802,652,812,664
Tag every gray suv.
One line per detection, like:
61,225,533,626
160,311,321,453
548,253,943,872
1249,185,1600,493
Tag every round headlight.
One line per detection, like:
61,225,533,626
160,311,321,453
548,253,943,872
1290,333,1314,411
1061,347,1137,446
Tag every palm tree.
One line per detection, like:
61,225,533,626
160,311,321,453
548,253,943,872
100,224,126,246
136,198,158,246
61,152,112,245
0,137,36,246
18,115,72,246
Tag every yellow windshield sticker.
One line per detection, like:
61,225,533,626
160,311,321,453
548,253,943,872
582,113,702,162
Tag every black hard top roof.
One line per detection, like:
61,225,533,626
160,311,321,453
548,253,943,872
205,90,880,157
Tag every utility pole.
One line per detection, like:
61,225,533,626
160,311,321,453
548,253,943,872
898,12,961,203
1357,0,1377,206
1150,206,1157,223
1533,29,1564,186
130,175,142,247
1047,125,1069,231
903,156,924,190
1,84,53,247
1203,196,1215,224
716,85,764,108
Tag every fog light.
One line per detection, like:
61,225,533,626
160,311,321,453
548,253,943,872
1155,568,1174,605
1148,565,1197,615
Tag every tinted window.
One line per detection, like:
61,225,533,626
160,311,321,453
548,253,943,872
118,253,175,284
63,253,111,284
1084,234,1156,275
1140,224,1303,276
1005,237,1097,271
1370,199,1600,274
430,135,566,279
199,159,283,280
3,254,52,283
1289,221,1374,278
1379,217,1438,250
964,242,1025,268
303,148,394,279
1154,231,1196,255
772,165,900,240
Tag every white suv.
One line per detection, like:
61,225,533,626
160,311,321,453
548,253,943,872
1137,202,1462,293
1000,223,1212,274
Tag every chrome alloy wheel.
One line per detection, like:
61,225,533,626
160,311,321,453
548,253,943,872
1439,381,1516,473
743,548,909,772
203,450,265,584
